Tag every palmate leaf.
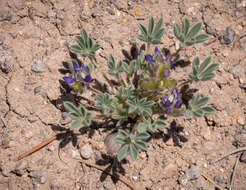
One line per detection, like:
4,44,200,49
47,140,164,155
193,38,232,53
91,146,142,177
174,24,181,40
130,144,138,161
117,144,129,161
137,17,164,44
182,18,190,36
64,101,81,115
135,141,147,151
187,22,202,39
71,119,83,129
189,56,218,81
187,93,215,117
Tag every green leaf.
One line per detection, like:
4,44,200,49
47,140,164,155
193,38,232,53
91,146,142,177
182,18,190,36
117,144,129,161
153,28,164,40
201,106,215,114
200,64,219,78
69,112,80,120
135,141,147,151
114,137,126,144
79,106,86,117
174,24,181,39
75,36,85,48
64,101,81,115
148,17,154,35
196,96,209,107
137,35,146,41
136,132,150,140
193,109,204,117
137,122,147,133
139,24,148,37
153,17,163,36
129,144,138,161
81,29,88,42
201,73,215,81
119,130,129,138
71,119,83,129
199,56,211,73
187,22,202,38
185,109,191,117
192,57,200,75
195,34,209,43
70,45,82,53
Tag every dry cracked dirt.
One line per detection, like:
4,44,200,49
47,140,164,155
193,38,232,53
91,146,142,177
1,0,246,190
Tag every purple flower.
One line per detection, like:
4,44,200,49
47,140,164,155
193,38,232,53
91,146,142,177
173,88,180,99
73,61,79,72
155,47,160,54
168,56,174,67
145,54,154,63
175,100,182,108
84,75,92,82
165,100,172,107
63,76,75,84
163,69,170,77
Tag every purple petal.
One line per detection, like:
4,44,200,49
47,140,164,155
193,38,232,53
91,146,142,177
81,63,86,72
63,76,75,84
83,75,92,82
163,69,170,77
145,54,154,63
165,100,172,107
173,88,180,99
168,56,174,67
175,100,182,108
73,61,79,71
161,96,166,103
155,47,160,54
166,107,173,114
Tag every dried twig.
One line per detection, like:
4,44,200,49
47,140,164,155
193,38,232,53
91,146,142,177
17,130,68,160
77,159,138,190
201,173,225,190
211,147,246,164
229,153,242,190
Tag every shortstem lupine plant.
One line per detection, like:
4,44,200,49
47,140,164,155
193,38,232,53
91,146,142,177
62,17,218,161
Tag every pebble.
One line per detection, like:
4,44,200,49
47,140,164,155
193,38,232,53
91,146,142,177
80,144,93,159
14,160,28,175
234,133,246,147
237,115,245,125
0,10,12,21
229,65,243,78
0,58,13,73
104,132,121,155
31,60,46,73
222,27,235,44
29,171,48,184
34,86,41,94
239,83,246,89
106,7,115,15
201,127,211,140
235,10,244,18
239,36,246,50
163,163,177,178
47,9,56,19
13,0,25,10
166,138,174,146
240,152,246,163
71,149,81,159
103,181,113,190
131,171,139,181
185,165,200,180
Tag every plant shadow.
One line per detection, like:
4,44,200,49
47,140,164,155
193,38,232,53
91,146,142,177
96,154,126,184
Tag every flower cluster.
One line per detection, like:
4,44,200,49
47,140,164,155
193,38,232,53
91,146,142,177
63,61,92,92
161,88,184,116
145,47,174,78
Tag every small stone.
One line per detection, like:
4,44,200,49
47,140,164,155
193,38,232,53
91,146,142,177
29,171,48,184
235,10,244,18
0,10,12,21
71,149,81,159
24,130,33,138
31,60,46,73
34,86,41,94
229,65,243,78
14,160,28,175
163,163,177,178
80,144,93,159
234,133,246,147
185,165,200,180
166,138,174,146
47,9,56,18
139,151,146,159
239,83,246,89
239,36,246,50
0,58,13,73
222,27,235,44
106,7,115,15
131,171,139,181
201,127,211,140
103,181,113,190
13,0,25,10
104,132,121,155
237,116,245,125
240,152,246,163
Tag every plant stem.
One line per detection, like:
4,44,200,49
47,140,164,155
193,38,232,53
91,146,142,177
146,42,151,53
177,79,193,88
90,57,116,93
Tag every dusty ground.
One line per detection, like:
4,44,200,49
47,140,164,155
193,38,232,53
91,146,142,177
1,0,246,189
